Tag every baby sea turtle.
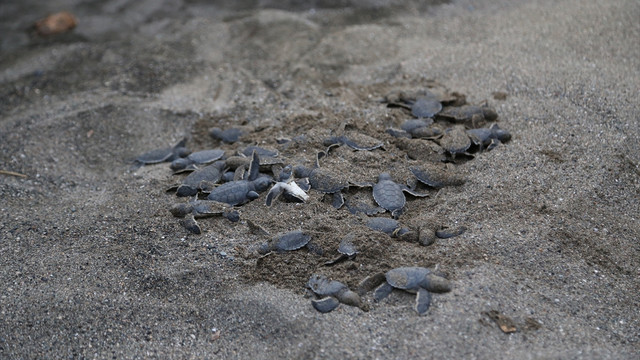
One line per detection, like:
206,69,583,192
241,146,278,158
207,151,272,205
257,229,311,255
438,126,472,157
307,274,365,313
323,133,383,153
172,160,226,197
170,198,239,234
324,233,358,266
135,137,190,165
170,149,225,173
265,165,309,206
466,123,511,151
225,155,285,172
372,173,428,218
383,89,442,118
344,191,385,215
437,104,498,127
400,119,434,133
365,217,412,237
209,126,251,144
293,151,349,209
373,267,452,315
411,94,443,119
409,163,466,189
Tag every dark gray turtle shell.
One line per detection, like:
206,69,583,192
466,124,511,149
372,173,406,215
411,95,442,118
337,235,357,257
188,149,225,164
409,164,465,188
439,127,471,155
365,217,411,236
209,127,245,144
307,274,362,309
437,105,498,123
176,161,225,197
171,149,225,172
241,146,278,158
308,274,347,297
136,138,189,164
294,166,348,194
401,119,433,132
258,230,311,254
386,267,452,293
206,177,271,205
409,126,443,139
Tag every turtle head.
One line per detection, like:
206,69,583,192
252,176,273,192
322,136,342,147
257,243,271,255
170,157,190,171
293,165,312,178
169,203,192,218
172,146,191,159
378,172,392,182
420,273,452,293
491,124,511,142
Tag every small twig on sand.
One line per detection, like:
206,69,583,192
0,169,28,178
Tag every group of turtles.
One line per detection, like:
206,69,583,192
134,86,511,315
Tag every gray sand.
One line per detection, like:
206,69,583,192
1,0,638,359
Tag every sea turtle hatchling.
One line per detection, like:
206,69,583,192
324,233,358,266
265,165,309,206
438,126,472,158
436,104,498,127
207,151,272,206
466,123,511,151
293,151,349,209
323,133,383,153
371,267,452,315
382,89,443,118
372,173,428,218
170,198,239,234
307,274,366,313
170,149,225,173
257,229,311,255
171,160,226,197
134,137,190,165
409,163,466,189
208,126,252,144
365,217,412,238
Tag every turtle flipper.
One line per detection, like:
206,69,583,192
222,210,240,223
311,297,340,313
402,186,429,198
247,191,260,201
182,214,201,234
415,288,432,315
265,183,285,206
373,281,393,302
357,272,386,296
247,150,260,181
331,192,345,209
435,226,467,239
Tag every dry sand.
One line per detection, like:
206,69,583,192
0,0,638,358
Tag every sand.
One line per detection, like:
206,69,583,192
0,0,638,358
